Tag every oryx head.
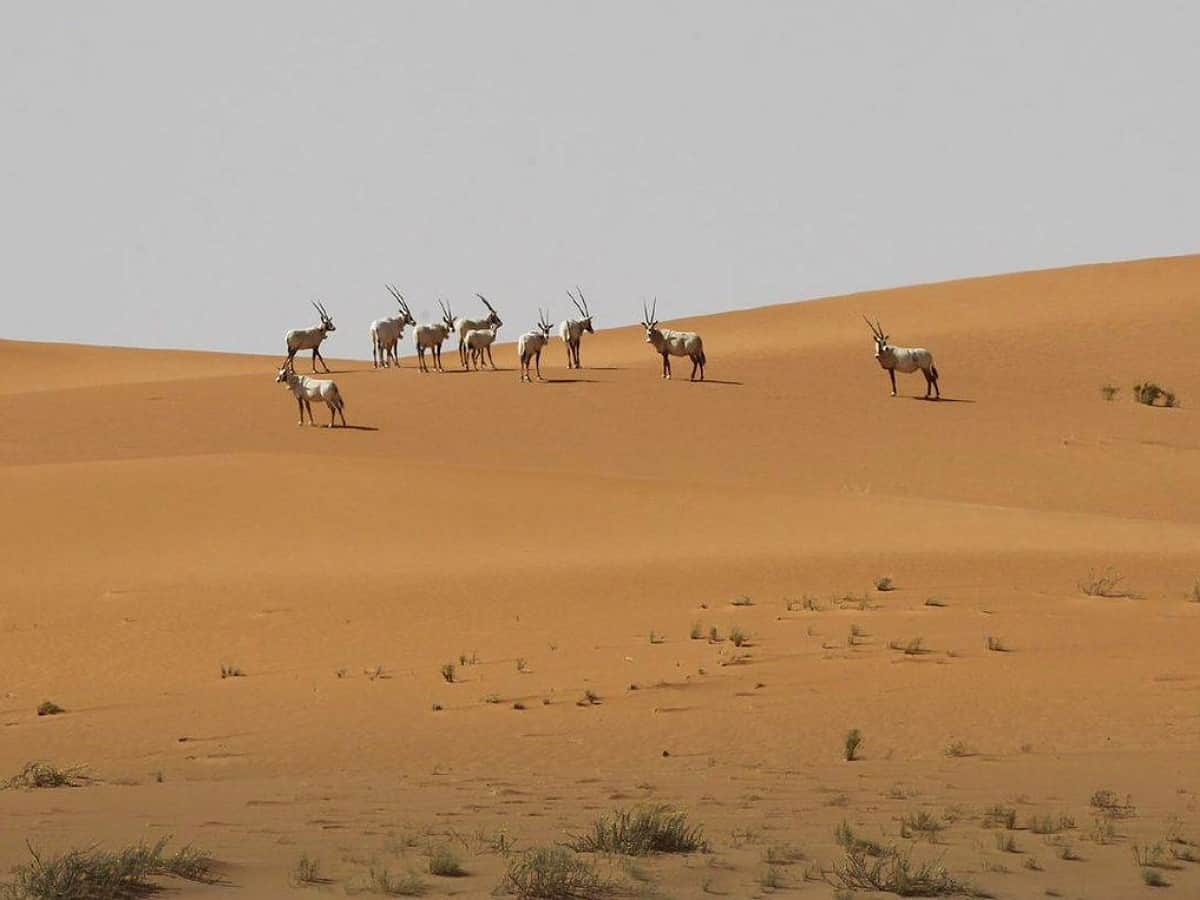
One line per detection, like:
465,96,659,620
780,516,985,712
567,287,594,333
475,293,503,328
864,316,889,357
437,298,455,332
312,300,335,332
641,298,661,343
536,307,553,340
275,362,294,383
386,284,417,327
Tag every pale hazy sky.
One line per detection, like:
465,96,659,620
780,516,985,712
2,2,1197,355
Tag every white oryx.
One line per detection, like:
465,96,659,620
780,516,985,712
518,309,554,382
559,287,595,369
641,299,706,381
864,316,940,399
455,294,503,369
285,301,336,373
410,298,456,373
369,285,417,368
276,364,347,427
463,323,501,371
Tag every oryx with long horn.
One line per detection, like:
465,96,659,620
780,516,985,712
454,294,503,369
369,285,417,368
864,316,940,399
284,301,336,373
412,298,456,373
641,299,706,381
518,308,554,382
275,362,347,427
559,287,595,369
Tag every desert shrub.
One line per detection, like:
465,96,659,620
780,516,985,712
874,577,895,592
291,852,327,886
730,594,754,607
690,623,703,640
985,636,1009,652
1029,814,1075,834
994,832,1018,853
831,843,982,897
1142,867,1169,887
888,637,925,655
944,740,972,758
762,845,804,866
758,864,786,889
219,664,244,678
567,805,706,856
440,663,456,683
1078,568,1135,598
577,690,601,707
497,846,619,899
899,811,943,843
982,805,1017,830
1090,789,1136,819
427,846,466,877
924,597,947,608
352,866,427,896
729,627,748,647
3,762,90,790
2,837,213,899
834,821,884,858
844,729,863,761
1101,384,1120,401
1133,382,1178,407
35,701,64,717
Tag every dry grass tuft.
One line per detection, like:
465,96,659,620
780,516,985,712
567,805,707,856
3,762,91,791
1078,568,1136,598
497,846,621,899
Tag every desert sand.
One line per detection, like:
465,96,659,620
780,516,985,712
2,255,1199,898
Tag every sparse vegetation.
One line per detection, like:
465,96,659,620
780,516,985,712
352,866,427,896
1189,581,1200,603
873,576,895,592
578,689,601,706
834,822,884,858
291,852,328,886
497,846,619,899
888,636,925,655
648,630,664,645
847,624,866,647
1029,814,1075,834
427,846,467,877
517,657,529,673
1142,867,1169,887
757,864,786,890
35,701,64,717
690,623,703,640
567,805,707,856
994,832,1018,853
1101,384,1120,401
513,702,526,711
899,810,944,843
729,627,748,647
924,596,947,608
831,842,982,897
219,664,244,678
1,836,213,899
843,728,864,762
731,595,754,607
982,805,1017,830
3,762,90,790
1133,382,1179,408
1079,568,1136,598
944,740,972,758
762,845,804,866
1091,789,1136,819
985,636,1009,652
484,693,502,705
440,663,456,683
708,626,722,643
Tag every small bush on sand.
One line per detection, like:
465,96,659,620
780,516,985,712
427,846,466,877
831,843,983,897
568,805,706,856
497,847,619,899
440,663,456,683
3,762,90,790
351,866,427,896
994,832,1018,853
219,664,244,679
1133,382,1178,408
1141,867,1169,887
924,597,948,608
35,701,64,717
729,627,749,647
2,836,213,899
982,805,1017,830
690,623,703,640
291,852,328,886
943,740,972,758
1029,814,1075,835
899,811,944,843
1101,384,1120,401
873,576,895,592
1090,789,1136,819
834,822,885,858
731,595,754,607
1078,568,1136,598
1189,581,1200,603
985,636,1009,652
577,690,601,707
844,729,863,762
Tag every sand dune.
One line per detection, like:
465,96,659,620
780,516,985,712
2,256,1199,898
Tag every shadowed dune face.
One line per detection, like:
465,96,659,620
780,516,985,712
1,256,1199,898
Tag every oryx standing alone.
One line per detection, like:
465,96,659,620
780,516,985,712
369,285,417,368
641,299,706,381
455,294,503,369
518,309,553,382
285,301,336,373
559,287,595,369
276,364,347,427
864,316,940,399
412,299,456,373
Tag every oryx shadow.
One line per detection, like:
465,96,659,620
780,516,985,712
544,378,603,384
904,396,975,404
333,424,380,432
696,379,743,386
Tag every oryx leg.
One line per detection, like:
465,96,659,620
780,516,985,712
295,396,304,426
662,353,671,379
314,347,330,373
486,345,496,369
535,349,544,381
303,398,314,425
888,369,897,397
574,342,581,369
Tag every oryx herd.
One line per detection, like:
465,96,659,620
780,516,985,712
275,288,941,427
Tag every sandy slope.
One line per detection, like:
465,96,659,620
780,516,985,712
2,256,1199,898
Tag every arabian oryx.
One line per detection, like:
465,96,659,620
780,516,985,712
411,298,456,373
276,364,347,427
455,294,503,369
285,301,336,373
559,287,595,369
463,322,500,370
518,308,553,382
369,285,417,368
641,299,707,381
864,316,940,399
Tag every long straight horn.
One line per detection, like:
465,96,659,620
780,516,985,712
475,293,497,314
650,297,657,325
862,314,878,337
575,286,590,316
567,289,586,318
386,284,405,305
641,300,649,326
